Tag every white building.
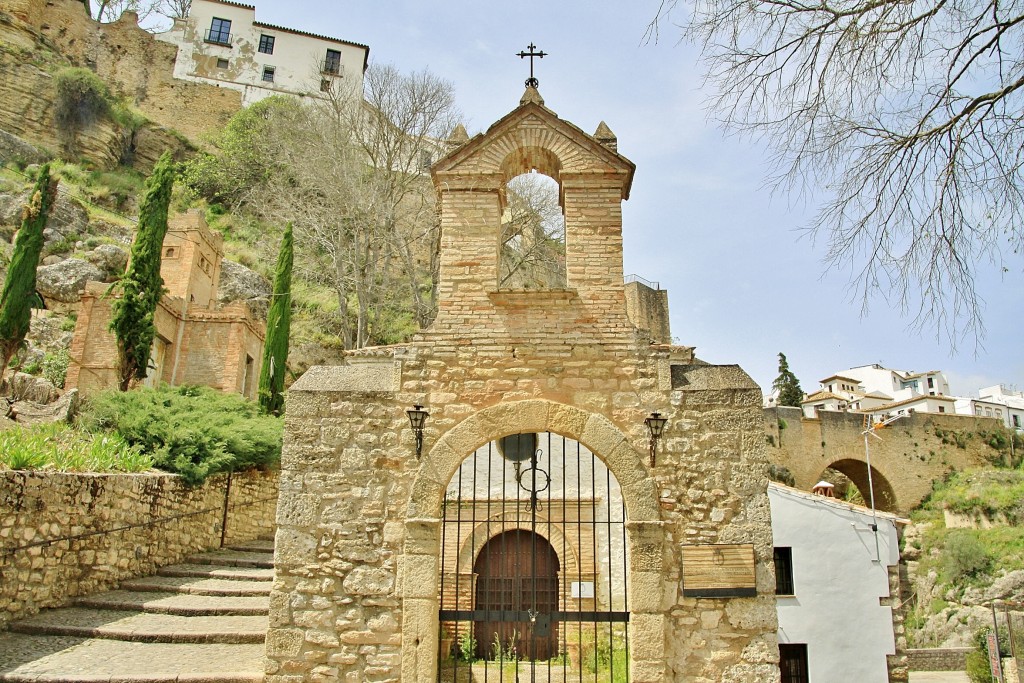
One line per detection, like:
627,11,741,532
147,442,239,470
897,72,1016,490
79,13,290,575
955,385,1024,430
801,364,951,418
156,0,369,105
770,482,906,683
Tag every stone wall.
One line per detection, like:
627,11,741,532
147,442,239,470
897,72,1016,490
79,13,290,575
765,406,998,512
906,648,971,671
0,468,278,630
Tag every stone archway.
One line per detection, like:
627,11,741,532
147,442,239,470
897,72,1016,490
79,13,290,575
817,459,899,512
399,399,665,683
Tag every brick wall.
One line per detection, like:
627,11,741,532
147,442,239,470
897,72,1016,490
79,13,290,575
0,468,278,630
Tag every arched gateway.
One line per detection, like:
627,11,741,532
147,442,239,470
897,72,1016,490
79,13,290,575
266,86,779,683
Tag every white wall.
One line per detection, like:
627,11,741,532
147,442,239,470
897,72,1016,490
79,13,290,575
770,484,901,683
156,0,367,105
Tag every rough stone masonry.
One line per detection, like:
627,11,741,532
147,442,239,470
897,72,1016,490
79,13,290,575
265,86,780,683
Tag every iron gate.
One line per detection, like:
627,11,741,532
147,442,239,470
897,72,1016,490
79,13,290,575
438,433,630,681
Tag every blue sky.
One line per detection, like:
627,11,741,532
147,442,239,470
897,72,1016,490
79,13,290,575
248,0,1024,397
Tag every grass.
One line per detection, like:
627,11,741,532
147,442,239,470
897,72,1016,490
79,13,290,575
0,422,152,473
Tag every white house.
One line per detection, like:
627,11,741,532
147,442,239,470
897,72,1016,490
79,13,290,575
801,364,952,418
955,385,1024,430
156,0,369,105
769,482,907,682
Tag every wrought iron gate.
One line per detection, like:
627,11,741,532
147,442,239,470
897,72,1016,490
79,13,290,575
438,433,630,681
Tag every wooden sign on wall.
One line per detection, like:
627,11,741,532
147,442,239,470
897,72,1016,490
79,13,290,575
681,544,757,598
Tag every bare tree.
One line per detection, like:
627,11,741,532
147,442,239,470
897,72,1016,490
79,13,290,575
88,0,186,29
649,0,1024,343
500,173,566,289
184,62,461,350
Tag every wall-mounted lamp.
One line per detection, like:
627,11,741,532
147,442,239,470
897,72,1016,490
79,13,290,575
407,404,429,459
645,411,668,466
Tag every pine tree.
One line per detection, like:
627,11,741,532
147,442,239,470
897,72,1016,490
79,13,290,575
258,223,293,415
772,352,804,407
110,152,175,391
0,164,57,388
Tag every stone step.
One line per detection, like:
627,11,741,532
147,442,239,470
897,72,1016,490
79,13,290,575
0,632,264,682
120,575,272,597
8,608,268,644
227,538,275,553
156,563,274,582
184,549,274,569
76,590,269,616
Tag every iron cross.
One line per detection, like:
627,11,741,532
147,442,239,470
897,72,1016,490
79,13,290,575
517,43,547,88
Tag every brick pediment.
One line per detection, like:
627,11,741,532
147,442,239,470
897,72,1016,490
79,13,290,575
432,94,635,199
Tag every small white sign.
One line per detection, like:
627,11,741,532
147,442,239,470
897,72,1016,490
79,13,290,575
571,581,595,599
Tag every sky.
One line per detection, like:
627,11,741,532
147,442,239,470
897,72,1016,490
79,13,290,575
243,0,1024,398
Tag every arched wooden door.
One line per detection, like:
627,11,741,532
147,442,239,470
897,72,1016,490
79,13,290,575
473,529,560,660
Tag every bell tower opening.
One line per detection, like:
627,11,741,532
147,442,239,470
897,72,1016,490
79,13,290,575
500,172,566,289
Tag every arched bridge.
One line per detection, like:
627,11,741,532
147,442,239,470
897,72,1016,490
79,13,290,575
764,407,1005,513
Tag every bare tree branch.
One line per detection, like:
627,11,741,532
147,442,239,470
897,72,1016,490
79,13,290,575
651,0,1024,345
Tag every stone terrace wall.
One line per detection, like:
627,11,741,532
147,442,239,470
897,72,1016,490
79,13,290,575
0,468,278,630
906,648,971,671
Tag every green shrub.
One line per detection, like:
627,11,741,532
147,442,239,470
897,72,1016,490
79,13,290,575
767,464,796,487
0,422,151,472
967,626,1010,683
54,68,112,136
943,531,992,582
79,384,283,485
41,349,70,388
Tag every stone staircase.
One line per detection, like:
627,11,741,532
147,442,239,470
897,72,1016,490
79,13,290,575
0,539,274,682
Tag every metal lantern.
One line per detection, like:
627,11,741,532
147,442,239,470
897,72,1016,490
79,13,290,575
645,411,668,466
406,405,429,459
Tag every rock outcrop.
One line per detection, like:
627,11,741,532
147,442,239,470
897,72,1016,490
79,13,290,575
36,258,104,303
217,259,271,320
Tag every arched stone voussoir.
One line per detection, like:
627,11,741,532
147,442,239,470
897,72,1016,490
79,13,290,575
407,399,655,521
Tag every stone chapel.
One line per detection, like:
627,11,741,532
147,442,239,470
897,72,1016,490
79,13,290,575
266,87,780,682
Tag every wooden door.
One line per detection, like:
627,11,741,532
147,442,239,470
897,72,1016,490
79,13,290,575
473,530,560,661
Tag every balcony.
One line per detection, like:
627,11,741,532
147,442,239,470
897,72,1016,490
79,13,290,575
321,60,342,76
204,30,232,46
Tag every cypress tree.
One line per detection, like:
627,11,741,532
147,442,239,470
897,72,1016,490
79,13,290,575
110,152,175,391
772,352,804,407
258,223,293,415
0,164,57,388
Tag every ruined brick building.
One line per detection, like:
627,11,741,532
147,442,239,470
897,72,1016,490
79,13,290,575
65,211,265,396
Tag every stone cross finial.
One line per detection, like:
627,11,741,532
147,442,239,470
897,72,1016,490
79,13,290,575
520,86,545,107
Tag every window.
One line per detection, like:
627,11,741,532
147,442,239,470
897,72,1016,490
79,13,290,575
779,644,809,683
320,78,331,92
258,34,275,54
419,150,433,170
323,49,341,74
1014,415,1021,428
928,377,934,388
216,58,229,69
996,409,1003,418
262,66,275,83
206,17,232,45
938,406,945,413
164,247,176,258
976,406,983,416
774,547,794,596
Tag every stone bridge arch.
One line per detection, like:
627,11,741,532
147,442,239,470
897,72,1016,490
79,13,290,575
765,407,993,513
815,458,899,512
399,398,665,683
